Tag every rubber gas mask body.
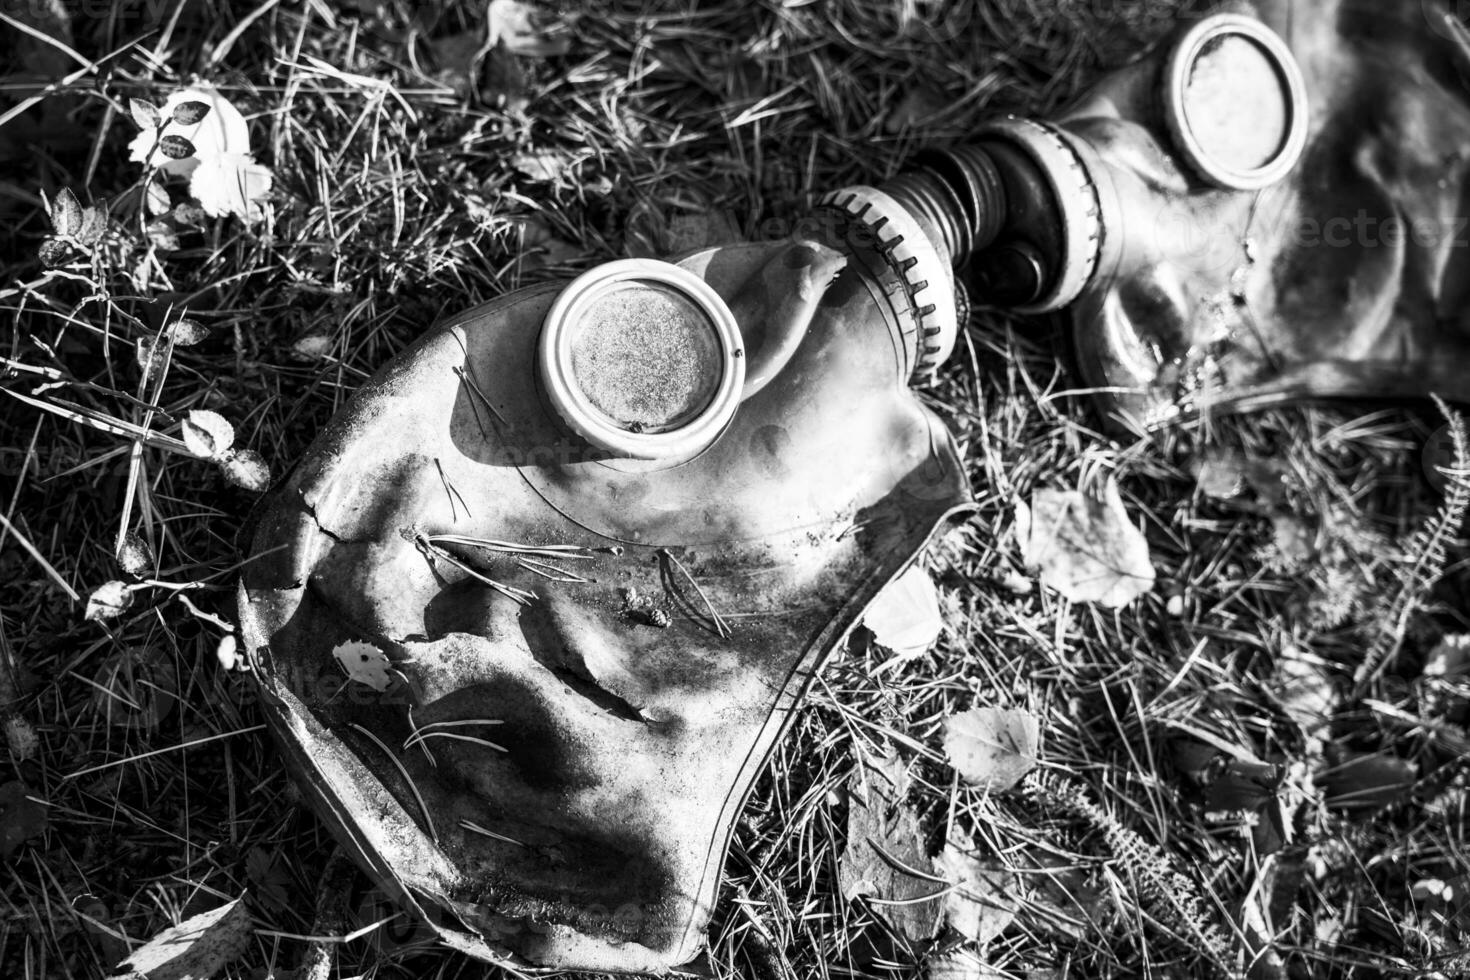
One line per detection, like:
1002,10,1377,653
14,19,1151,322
240,0,1470,973
239,214,972,970
900,0,1470,426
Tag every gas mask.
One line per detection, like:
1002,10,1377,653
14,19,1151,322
896,0,1470,427
240,0,1470,974
239,227,972,972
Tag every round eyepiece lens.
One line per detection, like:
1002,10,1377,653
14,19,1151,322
1183,33,1289,173
569,282,722,432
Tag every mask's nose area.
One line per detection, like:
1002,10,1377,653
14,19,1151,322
539,259,745,461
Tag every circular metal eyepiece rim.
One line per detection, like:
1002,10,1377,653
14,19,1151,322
539,258,746,461
973,117,1102,313
1163,13,1309,192
815,185,959,377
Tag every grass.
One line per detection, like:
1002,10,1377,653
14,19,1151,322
2,1,1468,978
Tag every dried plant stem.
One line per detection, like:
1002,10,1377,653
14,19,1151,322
1353,397,1469,694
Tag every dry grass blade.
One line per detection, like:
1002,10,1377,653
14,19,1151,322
461,819,527,848
412,532,538,605
425,533,597,561
348,723,437,844
402,731,508,753
657,547,731,638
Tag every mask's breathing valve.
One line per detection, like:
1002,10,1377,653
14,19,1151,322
814,117,1102,380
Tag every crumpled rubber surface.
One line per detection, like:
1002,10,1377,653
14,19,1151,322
239,240,972,973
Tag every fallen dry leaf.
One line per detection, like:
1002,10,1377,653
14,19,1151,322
1191,447,1247,499
1266,513,1315,567
511,150,569,183
884,86,947,134
863,565,943,659
49,187,82,236
331,640,396,692
1015,478,1155,607
85,580,133,622
925,950,996,979
1272,644,1337,739
943,706,1040,793
487,0,570,57
838,752,942,941
167,319,209,347
111,896,251,980
291,335,333,359
1014,849,1112,941
932,842,1017,944
181,410,235,460
5,716,38,761
427,30,485,98
512,215,581,270
219,449,270,493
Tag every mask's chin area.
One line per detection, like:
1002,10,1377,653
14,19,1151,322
241,238,972,973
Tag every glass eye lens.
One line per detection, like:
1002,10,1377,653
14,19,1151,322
1165,14,1307,190
569,283,721,433
1183,34,1288,173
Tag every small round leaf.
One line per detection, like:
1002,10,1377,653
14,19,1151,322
168,318,209,347
171,100,211,125
220,448,269,492
50,188,83,236
181,410,235,459
128,97,162,130
332,640,396,692
158,134,197,160
77,205,108,247
85,580,134,622
38,238,73,267
116,531,155,578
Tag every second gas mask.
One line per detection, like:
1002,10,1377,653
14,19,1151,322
894,0,1470,426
